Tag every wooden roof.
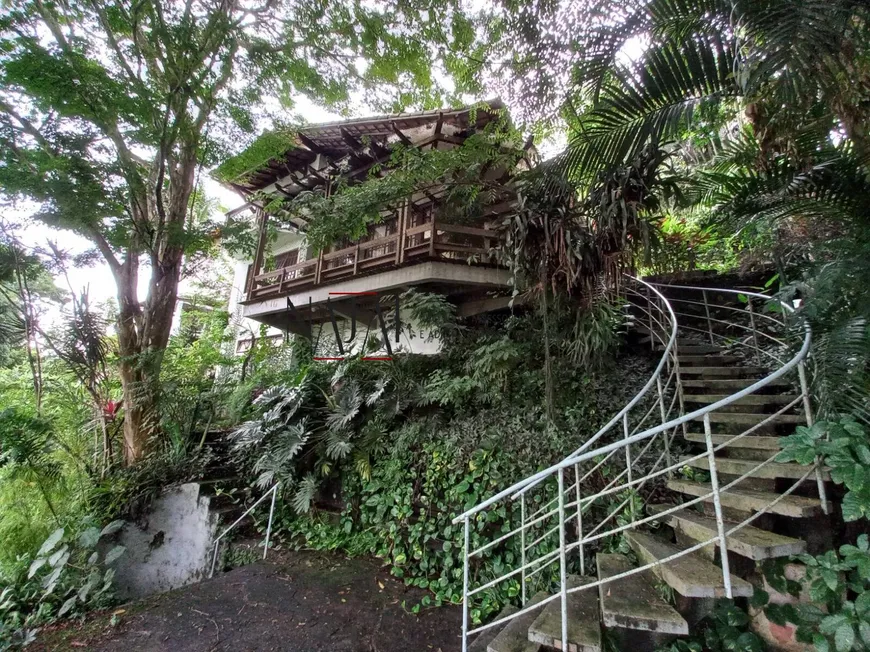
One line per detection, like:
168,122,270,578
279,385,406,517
221,99,507,194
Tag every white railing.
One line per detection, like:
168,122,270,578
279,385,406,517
209,482,279,578
454,276,825,651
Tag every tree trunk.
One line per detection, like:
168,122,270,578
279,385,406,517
113,184,189,464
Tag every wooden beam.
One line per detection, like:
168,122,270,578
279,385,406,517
306,165,329,183
248,209,270,298
273,181,295,197
298,132,326,154
437,134,465,147
390,120,413,145
225,202,254,218
292,171,318,190
340,127,364,151
396,200,408,264
434,111,444,135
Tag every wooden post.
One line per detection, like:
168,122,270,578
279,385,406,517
396,201,408,264
353,242,360,275
315,248,324,285
428,205,436,258
248,209,269,299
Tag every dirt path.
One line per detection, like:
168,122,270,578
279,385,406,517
35,550,462,652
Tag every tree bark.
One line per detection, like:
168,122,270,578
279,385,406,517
113,176,190,465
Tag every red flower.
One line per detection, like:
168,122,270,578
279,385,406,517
103,399,121,421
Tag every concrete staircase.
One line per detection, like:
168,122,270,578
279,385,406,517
463,282,833,652
196,428,253,531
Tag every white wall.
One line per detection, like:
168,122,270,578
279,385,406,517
111,483,219,600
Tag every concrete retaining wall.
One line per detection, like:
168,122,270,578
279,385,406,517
112,483,218,600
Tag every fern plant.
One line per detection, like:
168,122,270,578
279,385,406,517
230,363,398,513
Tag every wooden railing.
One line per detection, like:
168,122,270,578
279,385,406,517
245,221,503,301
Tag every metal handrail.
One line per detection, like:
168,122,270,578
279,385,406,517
454,276,678,518
456,277,824,652
453,282,809,523
208,483,279,578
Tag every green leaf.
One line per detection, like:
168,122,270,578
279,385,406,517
58,595,77,617
78,527,101,549
100,520,125,537
27,557,47,579
835,623,855,652
104,545,126,565
750,587,770,608
37,528,64,556
815,634,832,652
49,545,70,568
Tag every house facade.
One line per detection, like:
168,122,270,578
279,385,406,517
219,100,535,356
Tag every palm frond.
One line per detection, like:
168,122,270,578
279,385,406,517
561,34,738,185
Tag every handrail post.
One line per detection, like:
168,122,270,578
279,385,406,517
557,469,568,652
646,286,655,349
520,494,527,605
623,412,635,522
674,342,687,437
462,517,470,652
747,298,760,363
209,540,219,578
703,413,733,599
702,289,715,345
263,484,278,559
798,361,829,514
574,463,584,575
657,375,672,477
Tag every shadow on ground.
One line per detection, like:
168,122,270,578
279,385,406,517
35,549,461,652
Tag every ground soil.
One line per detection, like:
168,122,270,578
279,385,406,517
34,549,461,652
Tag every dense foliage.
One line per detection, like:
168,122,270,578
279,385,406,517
222,293,652,622
0,0,490,463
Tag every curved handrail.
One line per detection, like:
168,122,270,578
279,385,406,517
453,275,678,523
452,281,809,524
456,277,820,652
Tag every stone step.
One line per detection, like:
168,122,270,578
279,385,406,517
666,479,823,518
647,505,806,560
488,593,546,652
625,531,753,598
596,553,688,635
680,455,831,481
659,344,724,354
683,432,781,450
678,355,736,366
689,412,804,425
683,394,801,406
680,366,766,377
681,379,793,392
469,605,519,652
527,576,601,652
197,477,243,495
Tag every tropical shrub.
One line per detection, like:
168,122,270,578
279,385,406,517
0,521,125,649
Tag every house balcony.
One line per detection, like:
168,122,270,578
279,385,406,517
240,219,511,332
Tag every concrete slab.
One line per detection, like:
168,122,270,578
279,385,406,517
469,604,519,652
487,593,547,652
666,479,822,518
596,553,688,635
527,576,601,652
625,531,753,598
648,504,806,560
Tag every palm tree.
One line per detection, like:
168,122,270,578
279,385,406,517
499,0,870,418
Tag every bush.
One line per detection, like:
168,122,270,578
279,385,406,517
0,520,126,649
